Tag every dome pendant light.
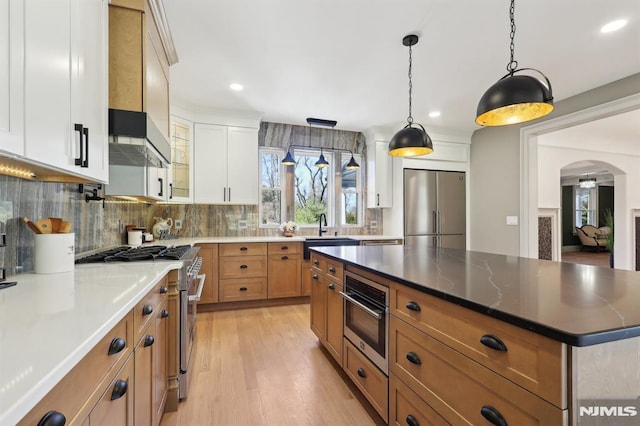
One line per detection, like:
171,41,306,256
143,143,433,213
281,150,296,165
476,0,554,126
388,34,433,157
345,151,360,170
315,147,329,168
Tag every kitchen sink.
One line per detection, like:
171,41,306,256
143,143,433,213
303,237,360,259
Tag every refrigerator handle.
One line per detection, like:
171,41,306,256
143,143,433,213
438,210,442,234
433,211,437,234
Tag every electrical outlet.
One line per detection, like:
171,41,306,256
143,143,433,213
174,219,183,230
506,216,518,226
238,220,248,230
370,220,378,229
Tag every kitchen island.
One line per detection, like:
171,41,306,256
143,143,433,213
312,245,640,425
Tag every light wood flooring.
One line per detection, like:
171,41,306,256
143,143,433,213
161,303,385,426
561,251,611,268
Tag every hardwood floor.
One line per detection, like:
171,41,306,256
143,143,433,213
561,251,611,268
161,303,385,426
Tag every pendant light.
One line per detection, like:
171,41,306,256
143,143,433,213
345,151,360,170
388,34,433,157
281,150,296,166
476,0,554,126
315,147,329,168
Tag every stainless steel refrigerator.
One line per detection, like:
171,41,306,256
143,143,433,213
404,169,466,249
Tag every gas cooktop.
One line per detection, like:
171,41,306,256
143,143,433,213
75,245,193,264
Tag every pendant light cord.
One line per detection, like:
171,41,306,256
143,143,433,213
407,43,414,124
506,0,518,74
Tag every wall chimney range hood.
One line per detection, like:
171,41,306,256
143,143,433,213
105,109,172,202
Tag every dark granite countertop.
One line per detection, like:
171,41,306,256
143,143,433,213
312,245,640,347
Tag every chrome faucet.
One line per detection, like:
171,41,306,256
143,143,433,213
318,213,328,237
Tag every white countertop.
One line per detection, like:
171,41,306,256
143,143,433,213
0,260,182,425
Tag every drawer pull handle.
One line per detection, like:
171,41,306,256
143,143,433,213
108,337,126,356
281,255,289,260
356,368,367,378
142,305,153,316
143,335,155,347
240,287,248,292
313,274,319,280
328,283,335,290
161,309,169,318
110,379,128,401
405,414,420,426
240,264,248,269
480,334,508,352
406,351,422,365
406,301,421,312
240,246,248,251
328,266,336,273
38,410,66,426
159,286,168,294
480,405,507,426
281,245,288,250
313,259,319,265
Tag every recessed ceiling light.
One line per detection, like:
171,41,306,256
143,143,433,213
600,19,627,33
428,111,441,118
229,83,244,91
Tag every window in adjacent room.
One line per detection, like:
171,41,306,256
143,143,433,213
340,152,362,226
575,187,597,227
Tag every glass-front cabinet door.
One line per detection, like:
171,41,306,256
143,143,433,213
169,115,194,202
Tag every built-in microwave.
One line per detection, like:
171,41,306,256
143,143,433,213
341,271,389,375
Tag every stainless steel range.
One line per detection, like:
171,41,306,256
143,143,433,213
76,244,204,399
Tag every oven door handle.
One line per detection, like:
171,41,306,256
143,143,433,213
339,291,383,320
188,274,206,302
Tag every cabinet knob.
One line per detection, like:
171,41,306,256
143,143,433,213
37,411,66,426
328,283,335,290
161,309,169,318
108,337,126,356
240,264,248,269
159,286,168,294
356,368,367,379
143,335,155,347
480,334,508,352
281,245,288,250
405,414,420,426
110,379,128,401
142,305,153,316
406,351,422,365
239,287,248,292
480,405,507,426
328,266,336,273
312,274,319,280
405,301,421,312
281,255,289,260
313,259,319,265
240,246,248,251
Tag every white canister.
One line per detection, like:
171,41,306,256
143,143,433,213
128,230,143,246
34,233,75,274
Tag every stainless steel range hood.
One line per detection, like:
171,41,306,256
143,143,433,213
105,109,172,202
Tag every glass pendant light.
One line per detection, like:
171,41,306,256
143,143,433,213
388,34,433,157
315,147,329,168
476,0,554,126
345,151,360,170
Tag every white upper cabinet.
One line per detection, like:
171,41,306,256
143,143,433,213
22,0,108,182
366,140,393,208
0,0,24,157
194,123,258,205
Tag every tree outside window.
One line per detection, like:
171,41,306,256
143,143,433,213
260,148,283,226
293,149,332,225
341,152,362,226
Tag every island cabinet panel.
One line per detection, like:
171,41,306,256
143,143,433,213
389,375,449,426
310,272,326,340
390,316,565,425
390,283,566,408
301,259,312,296
344,339,389,423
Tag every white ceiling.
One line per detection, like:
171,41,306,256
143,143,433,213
162,0,640,136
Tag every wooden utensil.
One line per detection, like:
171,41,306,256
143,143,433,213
35,218,53,234
23,216,42,234
49,217,63,233
59,221,73,233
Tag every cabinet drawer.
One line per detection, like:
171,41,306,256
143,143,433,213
268,241,301,254
310,253,343,282
390,374,449,426
220,242,267,256
134,277,168,345
390,316,565,425
219,256,267,279
310,252,326,273
84,352,135,426
219,278,267,302
343,339,388,422
390,283,565,408
18,312,133,425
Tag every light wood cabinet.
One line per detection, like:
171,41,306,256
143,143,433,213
301,260,312,296
366,140,393,208
83,354,135,426
195,244,219,304
389,374,448,426
310,252,344,365
0,0,24,157
268,242,302,298
344,339,389,422
219,277,267,302
194,123,259,204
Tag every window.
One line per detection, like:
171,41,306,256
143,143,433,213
293,149,333,226
259,148,284,226
575,187,597,227
340,152,362,226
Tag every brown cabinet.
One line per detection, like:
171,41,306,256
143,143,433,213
83,354,135,426
196,244,219,304
218,242,269,303
219,277,267,302
390,374,448,426
310,252,344,365
268,242,301,298
301,259,312,296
